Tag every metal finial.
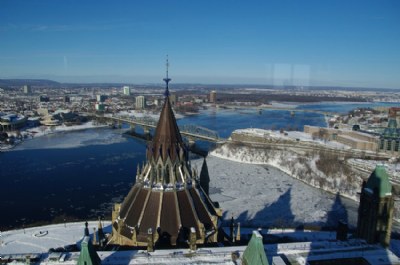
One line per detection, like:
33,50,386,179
166,55,169,79
163,55,171,96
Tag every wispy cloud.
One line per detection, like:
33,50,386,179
0,19,151,33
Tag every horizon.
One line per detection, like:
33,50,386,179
2,77,400,91
1,1,399,89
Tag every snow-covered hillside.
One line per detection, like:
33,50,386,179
192,157,358,229
211,143,363,200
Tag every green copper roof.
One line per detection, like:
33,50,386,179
77,236,101,265
242,231,269,265
365,165,392,198
388,119,398,129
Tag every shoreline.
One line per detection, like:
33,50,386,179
209,152,358,202
0,121,109,152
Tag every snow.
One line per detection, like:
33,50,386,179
0,154,398,263
233,128,351,149
116,109,184,120
25,121,108,138
11,122,127,150
192,156,358,228
0,221,111,254
2,222,400,265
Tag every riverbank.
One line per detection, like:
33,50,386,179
0,121,109,152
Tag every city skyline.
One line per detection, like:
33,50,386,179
1,0,399,89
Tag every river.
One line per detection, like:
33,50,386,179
0,102,399,230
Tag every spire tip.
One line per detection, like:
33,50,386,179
163,55,171,96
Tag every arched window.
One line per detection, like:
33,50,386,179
165,165,170,183
387,140,392,151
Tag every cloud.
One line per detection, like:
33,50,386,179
0,19,147,33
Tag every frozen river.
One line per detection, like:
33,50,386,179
2,102,399,231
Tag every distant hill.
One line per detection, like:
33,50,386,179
0,79,61,87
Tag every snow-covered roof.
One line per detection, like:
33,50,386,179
1,223,400,265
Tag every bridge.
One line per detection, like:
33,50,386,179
96,114,225,144
216,104,339,117
95,114,390,160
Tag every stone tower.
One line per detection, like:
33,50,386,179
357,165,394,246
110,59,221,247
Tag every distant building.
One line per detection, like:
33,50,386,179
169,93,177,105
357,165,394,246
96,95,107,103
388,107,400,125
95,103,105,111
135,95,145,109
379,118,400,154
23,85,31,94
0,113,27,131
63,96,70,103
39,95,50,102
304,125,378,152
37,108,49,116
123,86,131,96
209,90,217,103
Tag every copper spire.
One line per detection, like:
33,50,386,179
110,58,221,247
147,57,185,162
163,55,171,96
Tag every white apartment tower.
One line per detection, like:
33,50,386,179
23,85,32,94
123,86,131,96
135,95,145,109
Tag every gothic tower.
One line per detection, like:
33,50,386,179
110,59,221,247
357,165,394,247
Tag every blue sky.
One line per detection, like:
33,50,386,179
0,1,399,88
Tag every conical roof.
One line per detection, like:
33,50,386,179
365,165,392,198
242,231,269,265
147,96,185,162
110,60,220,247
77,236,101,265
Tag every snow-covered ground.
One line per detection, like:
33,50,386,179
192,156,358,229
116,109,184,120
1,221,399,265
0,121,122,151
0,221,111,254
25,121,108,138
0,121,109,151
233,128,351,150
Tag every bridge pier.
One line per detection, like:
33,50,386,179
143,126,150,134
187,137,196,147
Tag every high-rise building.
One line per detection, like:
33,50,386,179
96,95,107,103
357,165,394,246
95,103,105,111
135,95,145,109
23,85,31,94
123,86,131,96
209,90,217,103
110,61,221,247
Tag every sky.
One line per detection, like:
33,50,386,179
0,0,399,88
